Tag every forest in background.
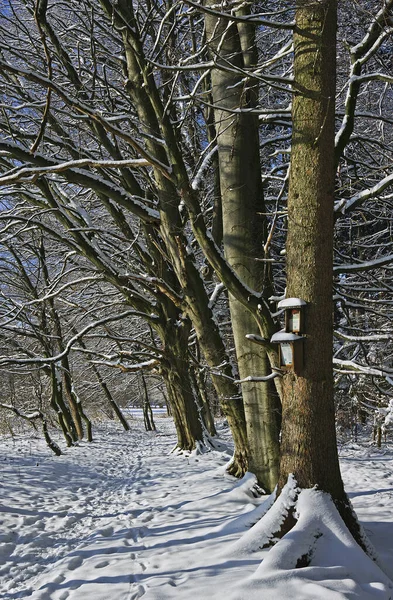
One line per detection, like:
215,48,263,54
0,0,393,557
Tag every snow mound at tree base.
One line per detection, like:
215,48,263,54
228,487,393,599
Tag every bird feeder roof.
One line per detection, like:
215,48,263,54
277,297,307,309
271,330,304,343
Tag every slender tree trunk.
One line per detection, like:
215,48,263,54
50,364,76,446
67,380,93,443
98,377,131,431
141,372,156,432
42,419,63,456
78,337,131,431
278,0,363,541
0,402,62,456
39,238,84,440
61,358,84,440
192,365,216,437
205,2,280,492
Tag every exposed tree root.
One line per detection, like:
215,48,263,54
226,449,249,479
228,474,299,555
170,438,210,456
295,531,322,568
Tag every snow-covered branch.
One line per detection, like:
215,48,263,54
0,142,160,225
335,172,393,215
334,252,393,274
0,310,158,367
236,372,282,384
333,358,393,378
91,358,160,373
335,0,393,161
183,0,295,29
0,158,152,185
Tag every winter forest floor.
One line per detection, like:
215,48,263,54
1,416,393,600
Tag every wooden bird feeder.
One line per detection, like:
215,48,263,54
277,297,307,335
270,330,304,374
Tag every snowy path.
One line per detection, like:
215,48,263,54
1,420,258,600
1,424,162,598
1,420,393,600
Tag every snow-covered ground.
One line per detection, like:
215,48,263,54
1,417,393,600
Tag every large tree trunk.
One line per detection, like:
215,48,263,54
205,2,280,492
279,0,340,495
161,362,203,452
278,0,363,542
108,0,250,475
161,315,204,451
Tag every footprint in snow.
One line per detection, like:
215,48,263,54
61,516,78,527
94,560,110,569
22,515,39,526
139,512,154,523
56,505,72,512
0,542,15,556
129,584,146,599
136,527,147,539
96,525,114,537
67,555,83,570
157,491,170,499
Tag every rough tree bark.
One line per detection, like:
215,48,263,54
105,0,250,473
278,0,364,542
205,1,281,492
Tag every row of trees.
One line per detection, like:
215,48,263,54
0,0,392,551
